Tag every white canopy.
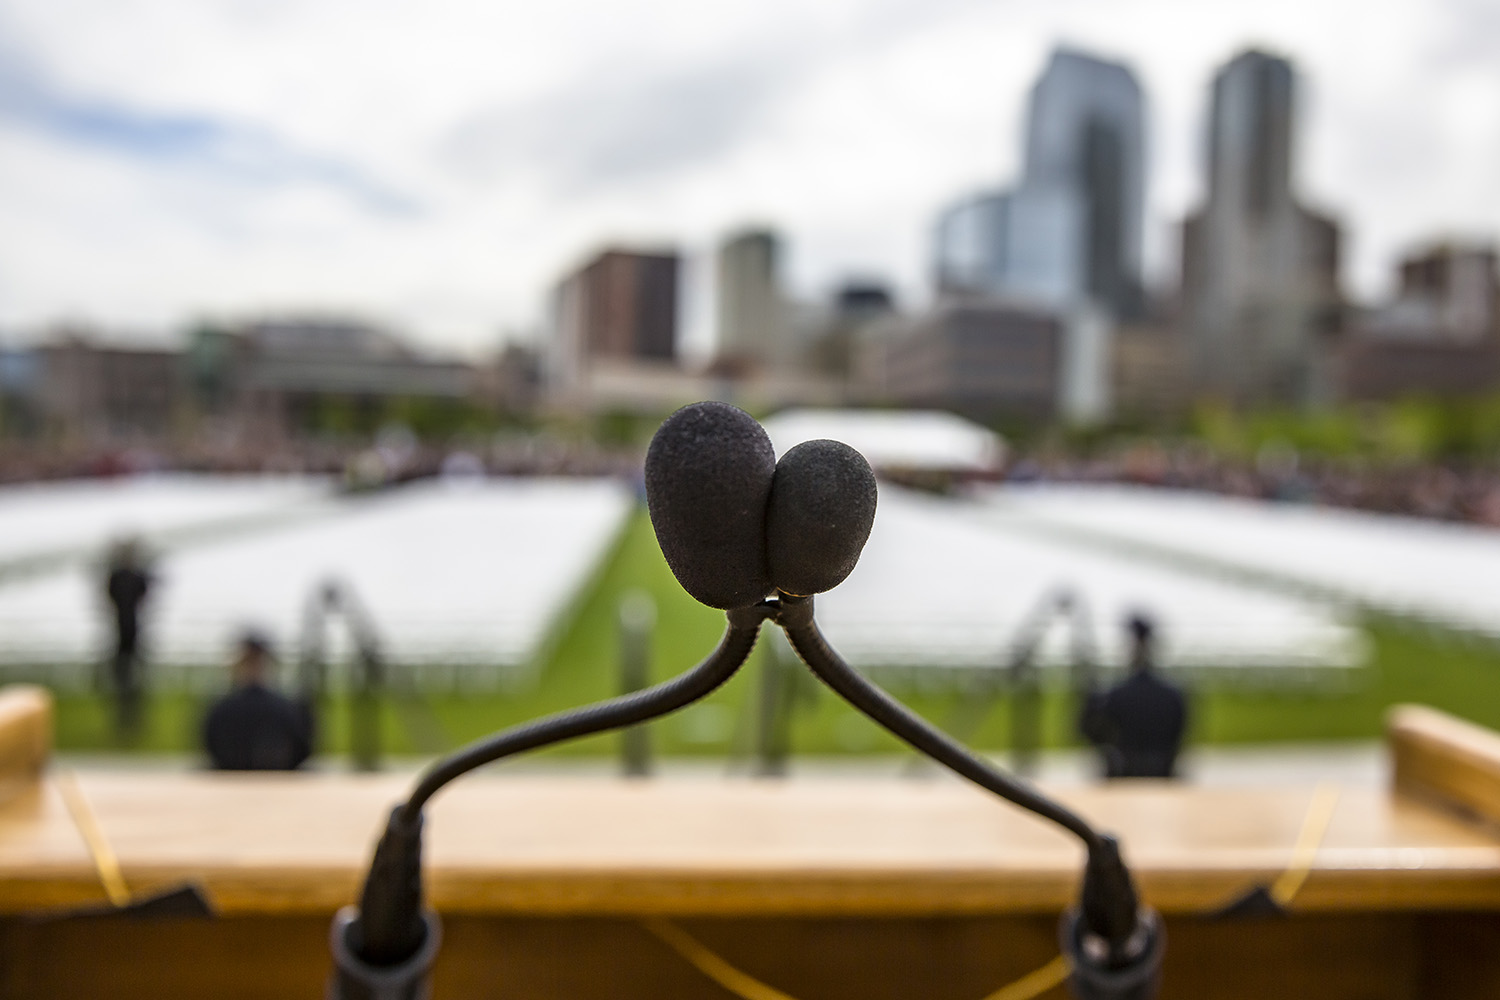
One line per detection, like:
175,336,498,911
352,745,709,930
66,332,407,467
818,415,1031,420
983,483,1500,637
0,477,632,677
0,474,328,569
814,486,1363,677
761,409,1005,472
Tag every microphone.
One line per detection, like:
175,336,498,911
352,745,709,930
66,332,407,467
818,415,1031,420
765,439,878,597
645,401,776,610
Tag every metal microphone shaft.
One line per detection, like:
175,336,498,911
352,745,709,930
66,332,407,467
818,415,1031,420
774,594,1102,850
775,592,1153,978
341,604,772,991
402,603,771,818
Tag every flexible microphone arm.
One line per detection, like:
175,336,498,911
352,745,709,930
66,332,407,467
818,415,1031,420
772,594,1153,974
331,604,773,999
776,594,1100,848
403,603,770,819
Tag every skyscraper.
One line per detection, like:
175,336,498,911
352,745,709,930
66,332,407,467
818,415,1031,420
1181,50,1342,405
716,229,788,371
1012,48,1146,316
932,48,1146,319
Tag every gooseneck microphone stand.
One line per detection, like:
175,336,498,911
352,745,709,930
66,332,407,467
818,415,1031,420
330,604,775,1000
333,399,1160,998
332,611,1160,1000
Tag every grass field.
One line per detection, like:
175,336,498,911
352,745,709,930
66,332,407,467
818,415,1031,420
50,506,1500,765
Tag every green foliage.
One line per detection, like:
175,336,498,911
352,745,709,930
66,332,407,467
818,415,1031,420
1193,617,1500,743
382,396,500,441
591,409,664,450
1185,393,1500,466
293,394,509,444
312,395,362,438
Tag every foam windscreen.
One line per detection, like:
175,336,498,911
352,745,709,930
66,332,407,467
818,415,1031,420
765,439,877,596
645,401,776,609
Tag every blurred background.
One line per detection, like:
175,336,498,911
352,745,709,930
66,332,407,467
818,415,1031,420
0,0,1498,779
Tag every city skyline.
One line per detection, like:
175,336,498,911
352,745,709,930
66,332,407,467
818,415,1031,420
0,0,1497,358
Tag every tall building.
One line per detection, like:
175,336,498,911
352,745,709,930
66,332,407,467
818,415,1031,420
1012,48,1146,315
550,248,680,390
716,229,788,371
1181,50,1343,406
933,48,1146,318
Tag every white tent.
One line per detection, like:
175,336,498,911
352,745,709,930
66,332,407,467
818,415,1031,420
814,486,1363,681
761,409,1005,472
0,478,632,683
982,483,1500,637
0,474,328,570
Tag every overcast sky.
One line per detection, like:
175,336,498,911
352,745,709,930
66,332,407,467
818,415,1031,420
1,0,1498,358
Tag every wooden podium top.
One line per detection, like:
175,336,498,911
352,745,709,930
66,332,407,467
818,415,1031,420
0,700,1496,922
3,770,1499,919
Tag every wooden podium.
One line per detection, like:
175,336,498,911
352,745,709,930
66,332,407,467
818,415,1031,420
0,690,1497,999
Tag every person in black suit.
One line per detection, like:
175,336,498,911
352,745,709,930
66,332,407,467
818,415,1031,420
203,632,314,771
1079,613,1187,779
104,538,152,742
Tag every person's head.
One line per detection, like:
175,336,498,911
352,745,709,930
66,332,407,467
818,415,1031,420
1125,612,1156,672
110,536,142,570
232,631,275,686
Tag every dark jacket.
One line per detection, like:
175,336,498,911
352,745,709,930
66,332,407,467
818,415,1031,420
203,684,313,771
1080,671,1187,779
106,566,151,654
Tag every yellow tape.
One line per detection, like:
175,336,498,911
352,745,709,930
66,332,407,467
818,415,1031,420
645,917,1070,1000
978,953,1071,1000
1271,782,1340,907
642,919,800,1000
56,770,130,908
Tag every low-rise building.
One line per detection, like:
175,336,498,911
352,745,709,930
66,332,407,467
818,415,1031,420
30,336,184,444
193,318,476,440
1111,320,1192,419
857,298,1109,425
1338,244,1500,401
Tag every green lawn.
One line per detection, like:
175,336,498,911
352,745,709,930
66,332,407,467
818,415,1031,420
49,506,1500,764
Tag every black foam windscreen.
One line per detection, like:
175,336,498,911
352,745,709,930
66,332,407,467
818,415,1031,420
765,439,877,597
645,401,776,609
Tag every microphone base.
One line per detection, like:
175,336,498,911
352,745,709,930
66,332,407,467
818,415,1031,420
1059,907,1164,1000
328,906,442,1000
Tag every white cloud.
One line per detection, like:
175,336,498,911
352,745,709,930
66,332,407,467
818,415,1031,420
0,0,1495,356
